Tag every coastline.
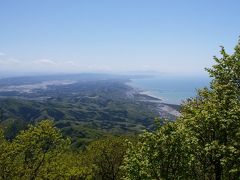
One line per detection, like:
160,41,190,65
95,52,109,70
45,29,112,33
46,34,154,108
138,89,181,118
126,80,164,102
126,76,209,105
126,80,181,118
137,90,163,101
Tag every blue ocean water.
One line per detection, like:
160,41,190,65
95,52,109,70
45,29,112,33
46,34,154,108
129,76,210,105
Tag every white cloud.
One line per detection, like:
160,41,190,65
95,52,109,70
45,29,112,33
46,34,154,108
33,59,56,65
0,52,6,56
0,58,21,65
62,61,78,66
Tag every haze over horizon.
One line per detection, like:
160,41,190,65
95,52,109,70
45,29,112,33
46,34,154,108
0,0,239,77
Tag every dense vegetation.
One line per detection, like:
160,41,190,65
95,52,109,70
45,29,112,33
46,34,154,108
0,40,239,179
123,41,240,179
0,120,132,179
0,79,175,147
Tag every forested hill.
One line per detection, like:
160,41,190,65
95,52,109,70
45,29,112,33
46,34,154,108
0,75,179,147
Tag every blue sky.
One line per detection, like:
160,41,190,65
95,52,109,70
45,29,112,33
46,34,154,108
0,0,239,76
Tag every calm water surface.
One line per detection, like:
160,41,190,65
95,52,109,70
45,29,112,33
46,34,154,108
129,76,210,105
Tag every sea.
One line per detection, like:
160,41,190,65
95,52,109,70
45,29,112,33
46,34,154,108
129,75,210,105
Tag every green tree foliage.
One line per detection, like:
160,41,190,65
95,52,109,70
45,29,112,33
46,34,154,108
180,42,240,179
0,128,11,179
122,120,193,180
12,120,71,179
122,40,240,180
50,151,93,179
0,120,71,179
85,136,129,180
0,121,129,179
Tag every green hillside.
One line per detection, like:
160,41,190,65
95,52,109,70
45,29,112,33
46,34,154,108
0,79,178,147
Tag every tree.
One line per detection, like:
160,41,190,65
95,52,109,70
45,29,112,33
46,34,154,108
180,41,240,179
122,39,240,180
0,120,70,179
0,128,11,179
50,151,94,180
122,121,191,180
86,136,129,180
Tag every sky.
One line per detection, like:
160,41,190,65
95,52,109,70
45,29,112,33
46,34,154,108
0,0,239,77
